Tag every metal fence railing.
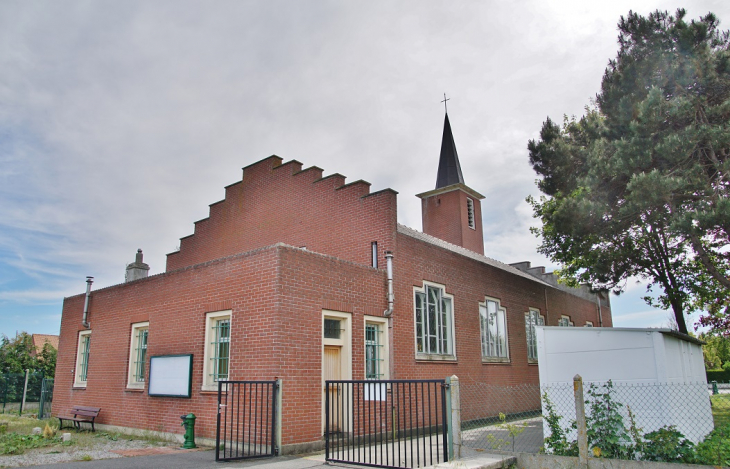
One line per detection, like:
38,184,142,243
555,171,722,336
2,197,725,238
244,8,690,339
0,372,49,415
460,377,727,461
325,379,449,469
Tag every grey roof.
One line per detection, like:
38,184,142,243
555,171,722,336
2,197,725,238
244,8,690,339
397,224,550,286
435,113,465,189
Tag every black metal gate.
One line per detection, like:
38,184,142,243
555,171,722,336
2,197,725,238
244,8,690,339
325,379,449,469
216,380,278,462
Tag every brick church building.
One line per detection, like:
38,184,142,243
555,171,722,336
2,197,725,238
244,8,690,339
54,114,611,451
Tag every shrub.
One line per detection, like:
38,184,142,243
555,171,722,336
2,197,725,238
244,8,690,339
641,426,694,462
694,422,730,466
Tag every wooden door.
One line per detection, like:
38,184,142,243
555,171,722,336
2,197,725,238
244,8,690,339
323,345,342,432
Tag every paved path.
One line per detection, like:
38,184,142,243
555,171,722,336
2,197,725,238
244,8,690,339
25,448,513,469
25,449,329,469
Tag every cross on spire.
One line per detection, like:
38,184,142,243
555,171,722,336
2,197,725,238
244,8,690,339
441,93,450,113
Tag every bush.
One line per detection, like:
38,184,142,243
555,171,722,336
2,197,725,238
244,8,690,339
707,369,730,383
693,422,730,466
641,426,694,462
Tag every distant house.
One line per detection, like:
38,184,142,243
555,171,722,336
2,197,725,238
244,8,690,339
30,334,59,357
54,114,612,451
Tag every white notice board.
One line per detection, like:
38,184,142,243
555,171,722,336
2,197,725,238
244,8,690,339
148,354,193,398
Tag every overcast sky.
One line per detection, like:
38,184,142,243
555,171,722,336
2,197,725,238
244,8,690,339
1,0,728,337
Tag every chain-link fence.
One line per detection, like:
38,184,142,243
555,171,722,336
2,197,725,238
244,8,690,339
0,372,50,415
460,377,727,457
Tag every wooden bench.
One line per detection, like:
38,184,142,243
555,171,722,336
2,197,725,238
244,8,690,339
58,406,101,432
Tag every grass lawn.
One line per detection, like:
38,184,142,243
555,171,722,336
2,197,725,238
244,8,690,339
0,414,176,456
711,394,730,427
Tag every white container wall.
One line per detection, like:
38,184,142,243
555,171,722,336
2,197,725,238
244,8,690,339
536,327,712,444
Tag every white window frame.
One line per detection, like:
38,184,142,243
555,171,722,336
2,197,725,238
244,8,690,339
364,316,389,380
413,281,456,361
558,315,574,327
585,321,594,327
525,309,544,363
74,330,92,388
202,310,232,391
127,322,149,389
479,297,509,363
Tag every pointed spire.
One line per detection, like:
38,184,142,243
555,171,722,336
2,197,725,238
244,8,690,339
435,113,464,189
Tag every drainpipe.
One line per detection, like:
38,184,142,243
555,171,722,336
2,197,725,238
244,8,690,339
82,276,93,328
383,251,394,317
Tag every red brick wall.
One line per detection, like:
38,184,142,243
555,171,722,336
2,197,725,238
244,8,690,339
56,247,281,442
390,231,611,385
166,156,398,272
55,244,387,446
420,188,484,255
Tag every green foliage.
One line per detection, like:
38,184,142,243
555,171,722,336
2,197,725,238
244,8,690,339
541,392,578,456
528,9,730,334
486,412,528,452
707,369,730,383
693,422,730,466
641,426,695,462
0,332,56,377
702,333,730,370
0,432,61,455
585,381,634,459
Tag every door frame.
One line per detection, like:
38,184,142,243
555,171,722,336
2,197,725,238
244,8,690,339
322,310,352,434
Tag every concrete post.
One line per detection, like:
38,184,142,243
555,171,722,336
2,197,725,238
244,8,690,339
20,369,29,416
448,375,462,460
574,374,588,466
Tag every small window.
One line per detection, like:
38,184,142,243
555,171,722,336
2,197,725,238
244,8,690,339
585,321,594,327
202,310,232,391
414,282,455,360
74,330,91,387
127,322,149,388
365,324,383,379
525,309,544,363
364,316,389,380
371,242,378,269
558,315,574,327
324,319,342,339
480,298,509,362
466,198,475,229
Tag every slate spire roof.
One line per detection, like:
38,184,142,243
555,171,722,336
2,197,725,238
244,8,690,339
435,113,465,189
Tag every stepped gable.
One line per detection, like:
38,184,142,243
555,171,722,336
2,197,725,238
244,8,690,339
166,155,398,272
509,261,610,306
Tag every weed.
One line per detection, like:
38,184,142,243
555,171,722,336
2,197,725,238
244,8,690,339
42,423,57,439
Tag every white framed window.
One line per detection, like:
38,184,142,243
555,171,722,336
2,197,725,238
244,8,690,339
479,298,509,362
364,316,389,380
585,321,594,327
414,282,455,360
127,322,149,389
466,198,475,229
74,330,92,388
525,309,544,363
202,310,231,391
558,315,574,327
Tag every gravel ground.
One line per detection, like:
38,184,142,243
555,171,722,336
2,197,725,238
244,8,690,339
0,437,181,468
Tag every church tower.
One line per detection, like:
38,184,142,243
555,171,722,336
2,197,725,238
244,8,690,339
416,112,485,254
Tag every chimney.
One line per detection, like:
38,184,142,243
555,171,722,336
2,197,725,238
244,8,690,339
125,249,150,282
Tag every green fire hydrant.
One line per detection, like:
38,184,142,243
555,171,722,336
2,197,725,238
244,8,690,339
180,413,197,449
712,380,719,395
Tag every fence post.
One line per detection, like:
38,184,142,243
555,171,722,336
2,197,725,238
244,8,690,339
20,369,29,416
574,374,588,465
446,375,461,461
275,379,282,455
